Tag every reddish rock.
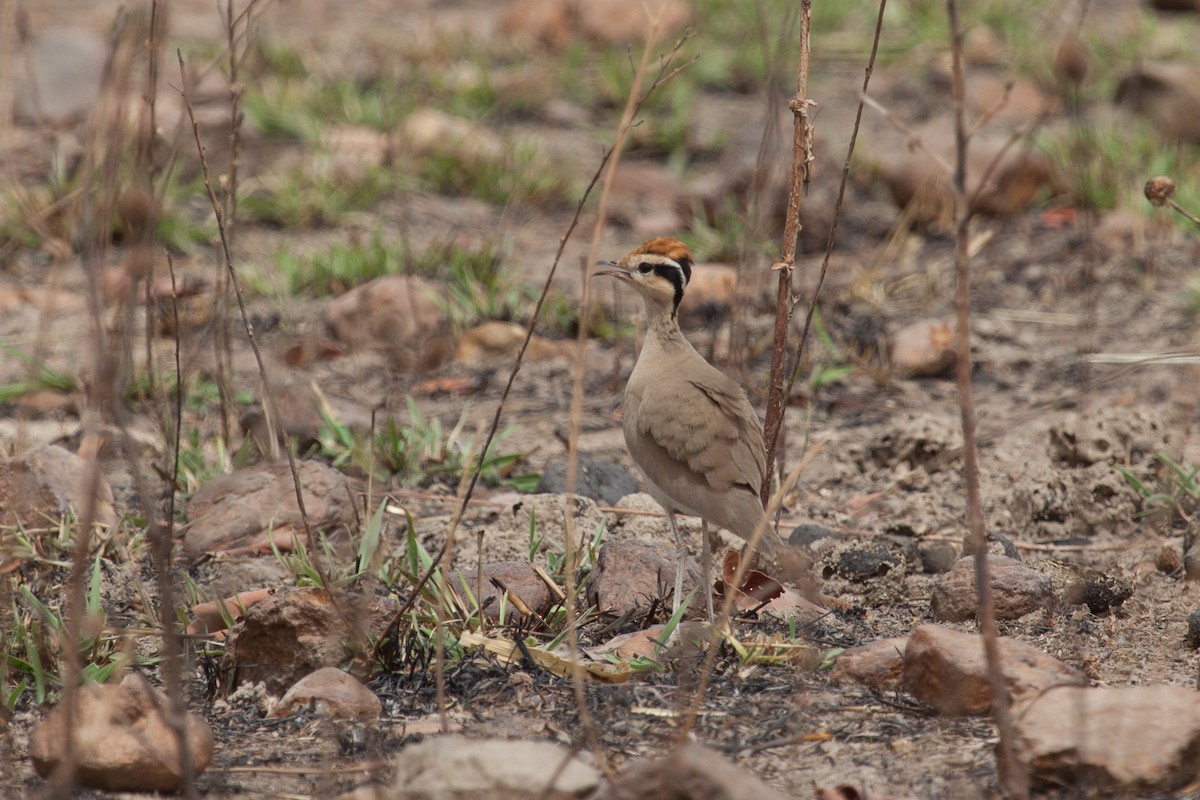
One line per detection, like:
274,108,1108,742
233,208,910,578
964,69,1061,124
401,108,504,164
389,735,600,799
890,318,956,378
1014,685,1200,790
454,321,573,364
451,560,555,622
595,742,791,800
188,588,275,636
323,274,452,372
830,636,909,693
882,133,1060,227
903,624,1086,716
586,539,700,615
0,444,116,529
272,667,381,720
29,673,214,792
183,459,355,560
930,556,1053,622
222,586,396,693
501,0,691,48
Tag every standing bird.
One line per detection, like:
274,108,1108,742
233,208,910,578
597,237,784,618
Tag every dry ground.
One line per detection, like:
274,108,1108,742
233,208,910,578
2,0,1200,798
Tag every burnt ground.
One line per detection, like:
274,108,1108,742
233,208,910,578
2,0,1200,798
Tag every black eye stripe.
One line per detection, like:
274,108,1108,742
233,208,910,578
652,263,687,316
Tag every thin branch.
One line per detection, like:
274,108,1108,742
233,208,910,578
761,0,814,505
945,1,1027,796
779,0,889,495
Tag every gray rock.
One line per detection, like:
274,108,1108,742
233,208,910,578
788,522,833,548
15,28,106,124
388,735,599,799
536,455,637,505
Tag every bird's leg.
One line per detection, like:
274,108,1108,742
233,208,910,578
701,520,714,621
667,510,685,614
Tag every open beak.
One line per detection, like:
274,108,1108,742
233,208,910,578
594,259,628,280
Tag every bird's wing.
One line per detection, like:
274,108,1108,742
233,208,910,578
634,368,766,496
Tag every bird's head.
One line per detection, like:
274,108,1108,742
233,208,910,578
596,236,693,317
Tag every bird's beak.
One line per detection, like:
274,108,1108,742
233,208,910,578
594,259,628,280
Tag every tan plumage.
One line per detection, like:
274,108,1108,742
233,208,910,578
598,237,783,614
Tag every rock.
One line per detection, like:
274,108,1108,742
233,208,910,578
0,444,116,529
401,108,505,164
14,28,107,124
1048,408,1169,467
450,560,554,622
882,132,1060,227
789,522,834,548
595,742,791,800
535,456,638,505
388,734,600,799
1013,685,1200,790
1115,64,1200,144
222,586,396,693
1157,544,1182,574
889,318,956,378
1187,545,1200,581
586,539,700,615
272,667,381,720
312,126,391,184
1007,461,1138,539
830,636,909,693
324,274,452,372
239,379,375,453
963,68,1061,125
501,0,691,48
1060,570,1133,614
865,413,961,473
930,556,1053,622
29,673,214,792
1188,611,1200,648
587,624,670,661
916,538,960,573
183,460,356,559
455,321,573,364
819,541,905,583
903,624,1086,716
188,587,275,636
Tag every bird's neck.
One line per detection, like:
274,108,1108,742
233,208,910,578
641,298,688,346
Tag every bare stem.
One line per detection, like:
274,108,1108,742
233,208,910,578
761,0,813,505
946,1,1027,795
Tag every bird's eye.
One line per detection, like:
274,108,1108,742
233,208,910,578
637,262,653,274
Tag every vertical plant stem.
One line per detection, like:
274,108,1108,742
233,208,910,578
761,0,813,505
945,1,1027,796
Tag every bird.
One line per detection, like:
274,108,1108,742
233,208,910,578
596,236,784,618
